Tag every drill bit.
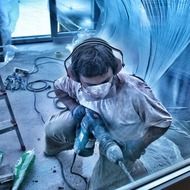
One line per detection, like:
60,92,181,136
118,161,134,182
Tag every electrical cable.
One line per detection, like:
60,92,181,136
53,98,68,110
56,153,88,190
26,79,54,124
46,90,68,110
33,92,45,124
47,89,56,99
56,155,77,190
29,56,64,75
26,80,53,92
3,55,87,188
46,89,67,110
26,56,64,121
70,153,88,189
26,56,88,189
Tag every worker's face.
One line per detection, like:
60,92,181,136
80,67,113,99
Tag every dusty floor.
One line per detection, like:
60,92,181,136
1,42,190,190
0,42,98,190
2,1,190,190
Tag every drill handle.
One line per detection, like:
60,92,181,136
74,120,90,154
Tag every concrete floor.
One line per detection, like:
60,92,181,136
0,42,98,190
2,0,190,189
1,41,190,190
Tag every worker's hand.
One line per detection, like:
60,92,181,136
78,109,103,134
82,109,125,164
83,109,104,128
71,105,86,123
121,139,146,162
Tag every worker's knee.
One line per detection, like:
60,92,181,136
44,110,76,143
44,132,73,156
44,110,77,156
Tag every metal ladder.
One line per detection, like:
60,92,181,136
0,75,26,151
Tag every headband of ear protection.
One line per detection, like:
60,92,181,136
64,37,125,82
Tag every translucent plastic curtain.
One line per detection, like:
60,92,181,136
96,0,151,75
141,0,190,85
95,1,190,181
95,0,190,87
0,0,19,45
0,0,19,66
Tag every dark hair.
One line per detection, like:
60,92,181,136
71,42,117,78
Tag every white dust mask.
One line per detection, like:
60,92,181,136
83,78,113,99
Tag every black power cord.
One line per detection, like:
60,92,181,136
26,56,88,190
26,56,64,123
29,56,64,75
70,153,88,187
26,79,54,124
56,155,77,190
26,79,53,92
47,90,67,110
56,153,88,190
33,92,45,124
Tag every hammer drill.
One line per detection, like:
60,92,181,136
74,108,134,182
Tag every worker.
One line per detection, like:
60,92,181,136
44,38,181,189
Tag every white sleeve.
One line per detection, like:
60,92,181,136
54,76,80,99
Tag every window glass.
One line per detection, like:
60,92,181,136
56,0,94,32
12,0,50,37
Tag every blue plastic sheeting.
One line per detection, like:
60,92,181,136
94,1,190,185
95,0,190,88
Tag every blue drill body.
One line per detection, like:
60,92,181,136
74,118,90,154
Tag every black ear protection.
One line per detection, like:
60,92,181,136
64,37,125,82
